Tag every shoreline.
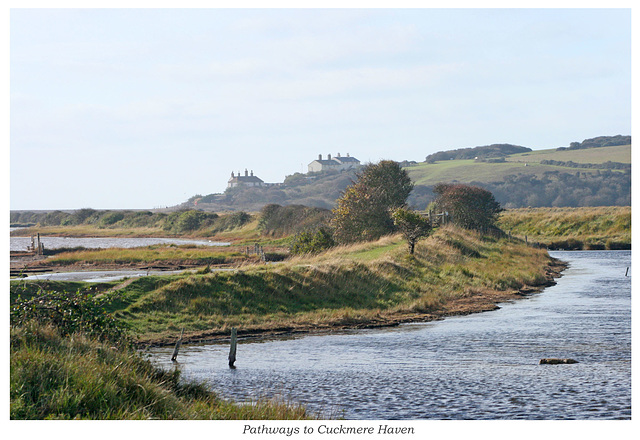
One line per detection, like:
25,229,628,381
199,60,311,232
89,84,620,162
138,258,567,347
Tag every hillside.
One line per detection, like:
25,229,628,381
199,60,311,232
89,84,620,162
183,136,631,211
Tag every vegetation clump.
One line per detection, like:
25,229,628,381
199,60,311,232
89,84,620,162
332,160,413,244
425,143,531,163
289,226,336,255
258,204,332,237
434,183,503,231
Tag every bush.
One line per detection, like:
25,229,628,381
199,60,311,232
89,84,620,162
100,211,125,226
434,183,502,231
10,289,128,345
289,227,336,255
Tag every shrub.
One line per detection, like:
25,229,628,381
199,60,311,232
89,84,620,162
434,183,503,231
10,289,128,345
289,227,336,255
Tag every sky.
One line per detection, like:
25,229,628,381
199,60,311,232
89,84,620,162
9,6,632,210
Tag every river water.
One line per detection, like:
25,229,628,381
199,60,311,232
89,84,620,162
148,251,631,419
10,235,229,252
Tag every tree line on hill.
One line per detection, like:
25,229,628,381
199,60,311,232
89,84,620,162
407,169,630,210
558,135,630,151
425,144,531,163
539,159,630,170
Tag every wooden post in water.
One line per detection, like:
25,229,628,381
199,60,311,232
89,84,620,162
228,327,238,369
171,328,184,362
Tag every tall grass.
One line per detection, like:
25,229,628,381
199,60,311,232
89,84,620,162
10,322,313,420
498,206,630,249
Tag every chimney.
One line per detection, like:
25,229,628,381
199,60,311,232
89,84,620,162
328,154,332,160
231,171,235,177
319,154,322,160
250,170,254,176
347,153,350,157
337,152,341,157
245,169,248,176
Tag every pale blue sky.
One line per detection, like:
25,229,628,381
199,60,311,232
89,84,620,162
10,8,631,210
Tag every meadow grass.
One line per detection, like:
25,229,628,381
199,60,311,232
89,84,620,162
88,225,555,341
498,206,631,249
405,144,630,186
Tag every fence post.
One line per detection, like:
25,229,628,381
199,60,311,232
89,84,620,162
171,328,184,361
229,327,238,368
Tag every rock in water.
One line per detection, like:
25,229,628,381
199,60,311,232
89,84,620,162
539,358,578,365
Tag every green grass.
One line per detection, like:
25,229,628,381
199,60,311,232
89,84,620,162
10,322,313,420
508,144,631,164
405,144,631,186
20,225,553,342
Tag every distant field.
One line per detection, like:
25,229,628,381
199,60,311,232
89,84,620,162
508,144,630,164
405,144,630,186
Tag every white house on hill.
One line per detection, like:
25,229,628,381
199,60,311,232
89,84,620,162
228,169,264,188
308,153,361,173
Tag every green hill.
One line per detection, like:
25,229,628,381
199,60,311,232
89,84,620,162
184,137,630,212
407,144,630,187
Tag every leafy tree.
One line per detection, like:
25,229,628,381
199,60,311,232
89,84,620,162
391,208,433,254
331,160,413,243
434,183,502,231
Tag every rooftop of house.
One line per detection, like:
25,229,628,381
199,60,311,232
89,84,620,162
229,169,264,182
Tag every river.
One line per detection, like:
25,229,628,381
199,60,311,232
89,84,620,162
10,234,232,282
10,235,230,251
147,251,631,420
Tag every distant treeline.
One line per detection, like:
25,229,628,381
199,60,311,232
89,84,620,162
408,169,630,210
425,144,531,163
558,135,631,151
475,170,631,209
540,159,631,170
10,208,252,234
11,205,334,239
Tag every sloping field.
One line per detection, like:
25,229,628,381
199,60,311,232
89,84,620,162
405,144,630,186
507,144,630,164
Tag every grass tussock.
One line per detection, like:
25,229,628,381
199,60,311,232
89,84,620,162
10,322,312,420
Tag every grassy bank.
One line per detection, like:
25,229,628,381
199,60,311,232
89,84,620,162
12,225,557,344
497,206,631,250
10,322,312,419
